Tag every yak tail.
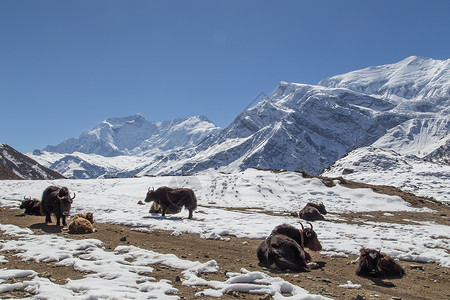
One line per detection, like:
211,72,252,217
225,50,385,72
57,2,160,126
187,190,198,210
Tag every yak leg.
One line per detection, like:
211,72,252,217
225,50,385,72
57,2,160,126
188,209,193,219
61,215,67,226
45,212,52,223
56,215,61,226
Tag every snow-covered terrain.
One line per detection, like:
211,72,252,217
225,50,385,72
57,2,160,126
0,224,330,299
322,146,450,203
29,56,450,181
0,169,447,264
1,169,448,298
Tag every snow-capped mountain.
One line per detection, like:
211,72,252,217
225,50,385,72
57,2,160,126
319,56,450,114
41,114,220,156
31,115,220,178
32,56,450,179
0,143,64,180
157,83,407,175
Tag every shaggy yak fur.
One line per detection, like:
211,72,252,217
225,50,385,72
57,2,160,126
145,186,197,219
68,212,95,234
20,197,42,216
40,186,75,226
299,202,327,221
356,248,405,278
257,223,322,271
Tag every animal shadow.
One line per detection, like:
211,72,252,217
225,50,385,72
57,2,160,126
142,215,184,221
29,223,63,234
365,277,397,288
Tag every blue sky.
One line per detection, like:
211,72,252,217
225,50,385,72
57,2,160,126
1,0,449,153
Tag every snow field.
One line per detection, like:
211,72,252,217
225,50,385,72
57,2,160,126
0,169,450,260
0,168,448,268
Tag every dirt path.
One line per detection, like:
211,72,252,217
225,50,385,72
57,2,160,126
1,206,449,300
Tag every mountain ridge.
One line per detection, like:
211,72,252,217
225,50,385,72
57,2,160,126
30,56,450,179
0,143,65,180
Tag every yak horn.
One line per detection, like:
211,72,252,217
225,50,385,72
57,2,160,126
308,222,313,231
299,222,305,247
72,193,76,200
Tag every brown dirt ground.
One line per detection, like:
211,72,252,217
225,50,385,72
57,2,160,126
0,177,449,299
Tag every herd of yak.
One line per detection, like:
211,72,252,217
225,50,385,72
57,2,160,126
18,185,405,279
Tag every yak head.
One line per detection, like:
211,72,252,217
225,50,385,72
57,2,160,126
57,187,75,216
358,248,383,275
20,196,35,210
300,222,322,251
145,187,157,203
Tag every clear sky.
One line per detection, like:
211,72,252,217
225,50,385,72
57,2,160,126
1,0,449,153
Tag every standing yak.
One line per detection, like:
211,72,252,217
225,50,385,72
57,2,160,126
145,186,197,219
40,186,75,226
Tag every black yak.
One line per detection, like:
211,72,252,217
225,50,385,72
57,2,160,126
145,186,197,219
356,248,405,278
257,223,322,271
20,196,42,216
40,186,75,226
299,202,327,221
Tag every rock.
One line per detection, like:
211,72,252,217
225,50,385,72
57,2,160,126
120,236,127,242
307,262,320,269
322,278,332,283
137,200,145,205
410,264,424,271
175,275,181,282
355,295,365,300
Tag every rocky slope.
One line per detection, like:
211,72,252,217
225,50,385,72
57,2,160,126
0,143,64,180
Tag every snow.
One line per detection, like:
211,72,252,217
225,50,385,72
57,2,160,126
0,222,330,299
322,146,450,203
338,281,361,289
0,168,448,268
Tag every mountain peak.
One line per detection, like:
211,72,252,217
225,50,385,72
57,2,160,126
41,114,220,157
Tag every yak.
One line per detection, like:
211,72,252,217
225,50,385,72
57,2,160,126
257,223,322,271
40,186,75,226
68,212,95,234
356,248,405,278
257,234,309,271
145,186,197,219
299,202,327,221
20,196,42,216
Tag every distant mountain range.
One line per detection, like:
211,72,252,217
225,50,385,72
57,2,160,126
21,55,450,180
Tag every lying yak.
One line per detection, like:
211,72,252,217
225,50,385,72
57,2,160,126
40,186,75,226
68,212,95,234
257,223,322,271
356,248,405,278
145,186,197,219
299,202,327,221
20,196,42,216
